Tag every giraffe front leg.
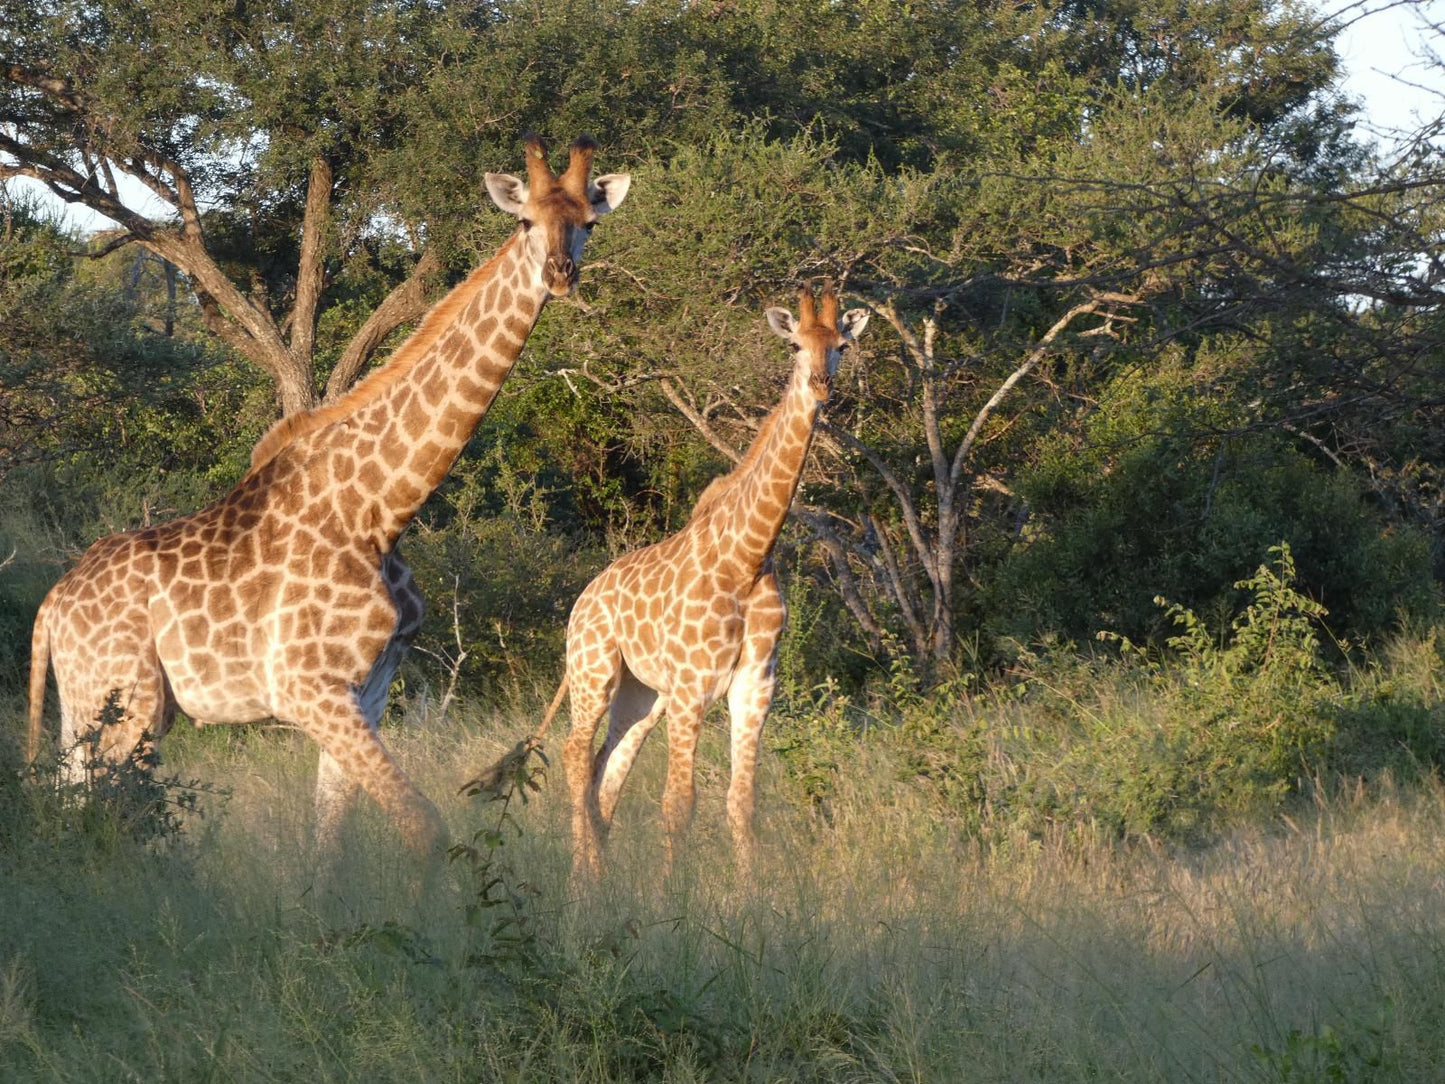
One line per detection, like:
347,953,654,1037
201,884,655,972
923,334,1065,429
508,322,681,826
726,576,785,874
292,686,446,860
660,695,705,879
313,749,360,853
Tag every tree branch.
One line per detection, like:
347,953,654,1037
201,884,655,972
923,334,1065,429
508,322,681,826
659,377,743,463
324,245,441,400
949,294,1135,489
290,155,333,370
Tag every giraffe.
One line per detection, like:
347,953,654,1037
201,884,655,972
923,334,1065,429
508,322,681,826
489,282,868,880
27,134,631,859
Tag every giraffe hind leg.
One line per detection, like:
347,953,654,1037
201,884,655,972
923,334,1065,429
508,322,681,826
62,647,174,786
562,659,621,882
726,577,785,872
594,668,665,827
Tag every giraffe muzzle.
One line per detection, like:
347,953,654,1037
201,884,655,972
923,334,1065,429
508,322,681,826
545,256,578,295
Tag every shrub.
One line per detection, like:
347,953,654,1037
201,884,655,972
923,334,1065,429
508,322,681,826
3,694,214,857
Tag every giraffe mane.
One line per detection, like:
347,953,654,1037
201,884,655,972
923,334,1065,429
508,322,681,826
687,398,787,524
245,234,522,479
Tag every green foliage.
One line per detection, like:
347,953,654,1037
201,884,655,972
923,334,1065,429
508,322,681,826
453,736,549,968
2,651,1445,1079
1250,1001,1399,1084
771,546,1443,847
996,357,1438,648
400,445,605,689
2,695,212,857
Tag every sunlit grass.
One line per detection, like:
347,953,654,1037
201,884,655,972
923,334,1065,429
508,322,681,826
3,678,1445,1081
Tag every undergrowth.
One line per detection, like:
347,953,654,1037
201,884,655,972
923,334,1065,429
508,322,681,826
769,543,1444,845
0,545,1441,1080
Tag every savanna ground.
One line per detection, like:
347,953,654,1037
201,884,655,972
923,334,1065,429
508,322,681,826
3,595,1443,1083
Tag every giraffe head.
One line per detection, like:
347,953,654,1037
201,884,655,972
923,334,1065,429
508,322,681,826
764,282,870,402
483,133,632,297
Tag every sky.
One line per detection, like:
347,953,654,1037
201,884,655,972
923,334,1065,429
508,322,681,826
5,1,1444,234
1326,0,1443,146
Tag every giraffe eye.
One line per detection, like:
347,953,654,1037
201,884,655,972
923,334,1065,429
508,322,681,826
519,218,533,231
583,221,596,232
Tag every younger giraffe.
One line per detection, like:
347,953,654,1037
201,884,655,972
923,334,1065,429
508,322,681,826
28,135,630,858
513,283,868,880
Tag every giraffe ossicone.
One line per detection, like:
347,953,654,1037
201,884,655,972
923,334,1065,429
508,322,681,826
474,282,870,882
28,134,630,860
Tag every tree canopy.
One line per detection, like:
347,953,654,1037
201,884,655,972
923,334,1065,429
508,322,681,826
3,0,1442,679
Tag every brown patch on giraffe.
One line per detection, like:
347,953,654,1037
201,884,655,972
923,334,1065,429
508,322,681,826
402,396,429,442
193,653,220,685
299,643,322,671
171,581,205,612
438,404,472,441
323,643,353,671
504,314,531,342
454,374,493,402
309,549,333,580
357,461,385,492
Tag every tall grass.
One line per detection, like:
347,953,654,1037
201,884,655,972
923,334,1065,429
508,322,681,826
3,642,1445,1082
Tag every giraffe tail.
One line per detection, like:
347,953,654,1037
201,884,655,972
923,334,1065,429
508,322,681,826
27,589,54,765
458,676,568,798
533,674,569,746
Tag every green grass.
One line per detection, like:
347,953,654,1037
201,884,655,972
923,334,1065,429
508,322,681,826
4,666,1445,1082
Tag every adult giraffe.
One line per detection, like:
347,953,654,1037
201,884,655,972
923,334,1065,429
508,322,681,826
483,283,868,880
28,134,630,857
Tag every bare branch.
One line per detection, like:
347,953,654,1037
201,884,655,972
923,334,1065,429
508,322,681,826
792,506,886,654
949,294,1136,489
75,230,139,260
659,377,744,463
815,418,940,585
324,246,441,400
0,132,156,234
290,155,333,368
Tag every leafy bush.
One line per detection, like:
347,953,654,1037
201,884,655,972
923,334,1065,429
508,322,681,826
772,545,1443,845
2,694,213,857
994,359,1439,650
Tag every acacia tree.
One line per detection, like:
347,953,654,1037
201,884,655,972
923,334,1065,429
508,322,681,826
0,0,517,416
0,0,1028,423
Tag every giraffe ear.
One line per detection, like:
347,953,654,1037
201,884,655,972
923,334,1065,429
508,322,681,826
588,173,632,215
766,307,797,339
484,172,529,217
841,308,870,340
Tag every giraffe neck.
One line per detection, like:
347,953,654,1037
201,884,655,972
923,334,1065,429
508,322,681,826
321,232,548,549
709,372,820,572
